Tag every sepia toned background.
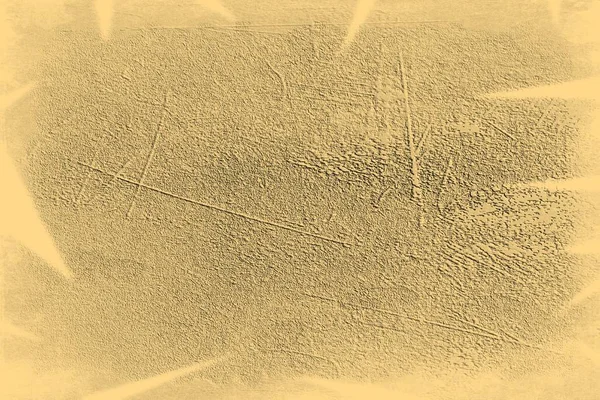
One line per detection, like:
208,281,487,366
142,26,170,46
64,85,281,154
1,1,599,399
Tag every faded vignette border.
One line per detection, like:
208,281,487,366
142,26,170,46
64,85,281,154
1,1,599,399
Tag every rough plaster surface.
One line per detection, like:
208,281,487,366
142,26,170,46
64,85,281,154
1,1,600,399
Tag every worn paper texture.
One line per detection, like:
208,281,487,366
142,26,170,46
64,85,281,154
1,1,599,399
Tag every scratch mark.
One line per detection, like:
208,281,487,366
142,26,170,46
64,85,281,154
85,157,135,205
446,314,507,341
300,292,547,347
483,120,516,140
75,162,355,247
399,52,424,227
400,52,419,201
415,123,432,158
126,91,169,219
265,60,288,100
498,327,526,344
445,242,525,280
534,99,555,129
374,186,392,208
452,316,555,353
474,242,529,276
75,132,109,206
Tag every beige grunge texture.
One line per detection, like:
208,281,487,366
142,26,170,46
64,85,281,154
1,0,600,399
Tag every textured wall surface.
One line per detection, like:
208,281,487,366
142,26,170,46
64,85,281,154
1,1,600,399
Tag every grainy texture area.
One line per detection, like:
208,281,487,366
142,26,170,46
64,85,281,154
1,1,600,399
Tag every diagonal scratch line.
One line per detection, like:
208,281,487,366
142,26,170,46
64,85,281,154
399,51,423,230
85,157,135,205
415,123,432,158
76,129,114,205
483,120,515,140
299,292,554,352
534,99,555,129
265,60,287,99
473,242,530,276
444,243,519,280
75,162,354,247
260,42,301,140
299,292,500,340
126,91,169,219
445,311,516,342
446,242,529,279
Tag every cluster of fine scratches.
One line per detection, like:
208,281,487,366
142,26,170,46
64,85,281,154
9,17,591,399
